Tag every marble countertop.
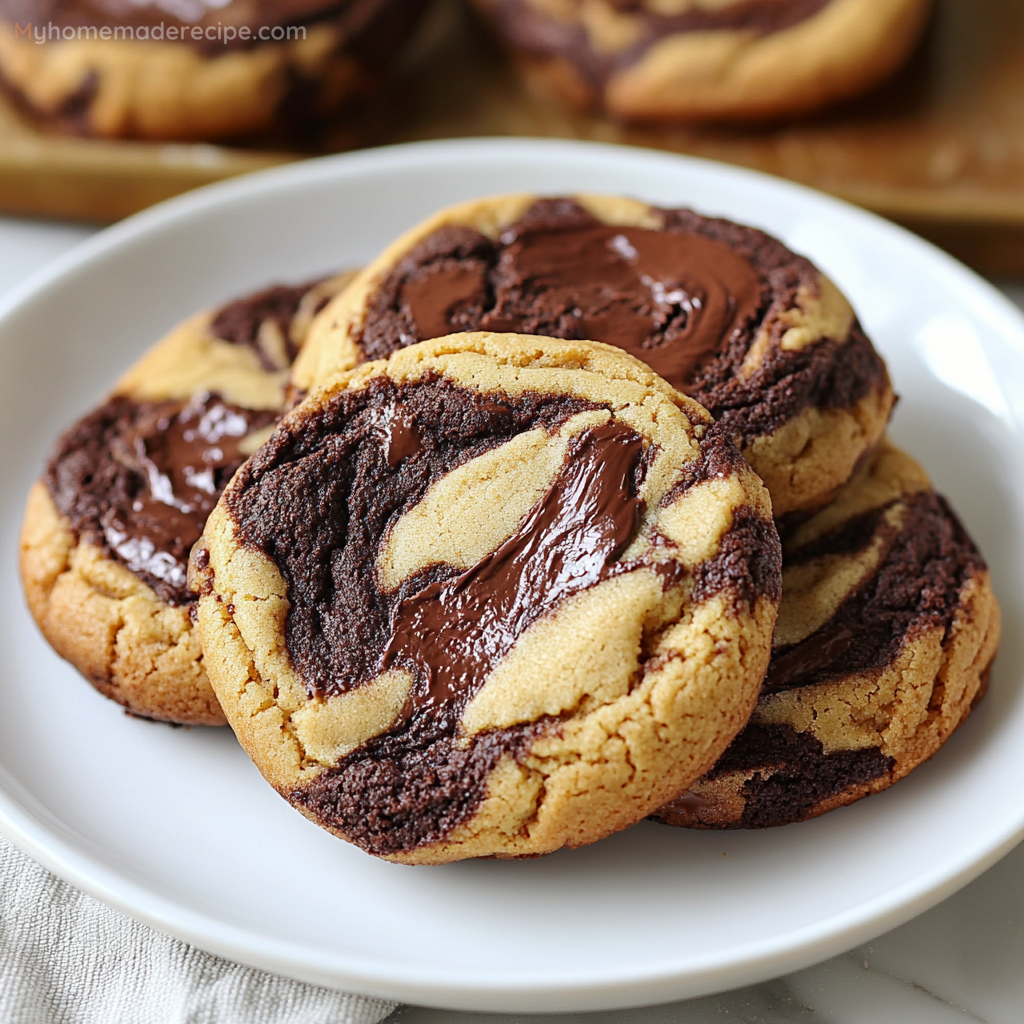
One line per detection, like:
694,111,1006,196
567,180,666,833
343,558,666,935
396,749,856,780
3,218,1022,1024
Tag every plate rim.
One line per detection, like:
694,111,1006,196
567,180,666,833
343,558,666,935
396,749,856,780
2,776,1022,1011
2,136,1024,1013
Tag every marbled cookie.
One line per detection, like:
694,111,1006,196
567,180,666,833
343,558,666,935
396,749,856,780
20,272,353,725
0,0,426,140
653,439,1000,830
294,195,894,517
472,0,930,121
194,332,781,863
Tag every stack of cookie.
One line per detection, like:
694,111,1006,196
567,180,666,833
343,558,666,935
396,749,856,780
20,193,1000,865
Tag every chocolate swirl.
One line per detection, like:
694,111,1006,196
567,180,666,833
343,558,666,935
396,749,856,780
766,491,986,694
45,393,277,604
362,198,761,394
657,723,894,829
227,374,778,854
482,0,833,90
358,199,886,444
228,375,611,701
655,483,989,830
211,279,323,371
41,277,333,604
382,420,646,723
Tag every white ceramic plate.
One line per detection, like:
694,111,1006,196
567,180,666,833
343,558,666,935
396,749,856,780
2,139,1023,1014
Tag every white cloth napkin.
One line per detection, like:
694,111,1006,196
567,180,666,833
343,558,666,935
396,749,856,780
0,835,397,1024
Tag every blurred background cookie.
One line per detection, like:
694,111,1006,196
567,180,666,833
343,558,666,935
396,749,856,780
653,438,1001,830
19,271,353,724
0,0,428,139
295,193,894,517
471,0,932,121
194,332,781,862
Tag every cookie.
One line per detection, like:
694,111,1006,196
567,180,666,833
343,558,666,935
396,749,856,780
293,195,894,517
193,332,781,863
653,439,1001,830
19,272,353,725
0,0,425,140
472,0,930,121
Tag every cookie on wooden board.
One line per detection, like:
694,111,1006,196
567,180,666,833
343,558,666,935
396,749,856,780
472,0,931,122
0,0,427,140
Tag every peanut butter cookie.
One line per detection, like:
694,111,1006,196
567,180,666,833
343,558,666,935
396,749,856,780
472,0,930,122
654,439,1001,829
195,332,781,862
0,0,426,140
294,194,894,517
20,272,353,725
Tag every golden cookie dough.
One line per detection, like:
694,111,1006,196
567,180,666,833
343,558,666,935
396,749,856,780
195,331,782,863
19,272,354,725
294,194,894,517
654,438,1001,829
473,0,931,121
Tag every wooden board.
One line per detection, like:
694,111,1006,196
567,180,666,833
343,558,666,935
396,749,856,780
0,101,288,222
1,0,1021,276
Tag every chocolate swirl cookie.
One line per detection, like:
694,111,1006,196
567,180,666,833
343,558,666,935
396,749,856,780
0,0,426,140
194,333,781,863
19,271,353,725
471,0,930,121
653,439,1001,829
294,194,894,517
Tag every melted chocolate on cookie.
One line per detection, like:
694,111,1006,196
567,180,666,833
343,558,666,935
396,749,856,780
484,0,832,93
357,199,886,444
45,393,276,604
383,420,647,720
227,374,778,854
